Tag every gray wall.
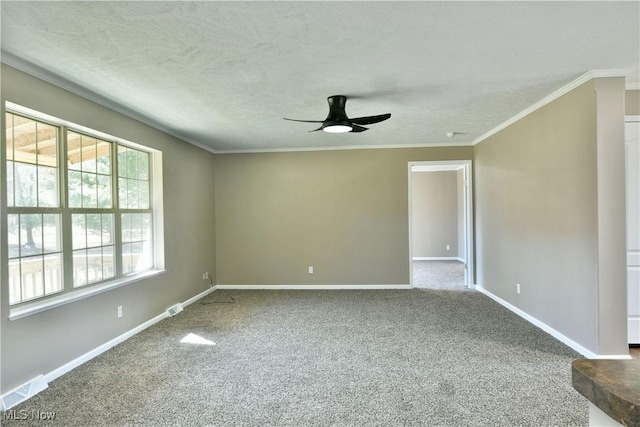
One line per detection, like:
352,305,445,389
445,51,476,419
626,90,639,116
1,65,217,392
473,78,627,355
214,147,473,285
411,171,458,258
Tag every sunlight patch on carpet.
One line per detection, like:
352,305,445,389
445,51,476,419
180,333,215,346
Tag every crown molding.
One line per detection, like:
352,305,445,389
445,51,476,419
472,69,636,146
1,52,217,155
213,141,473,155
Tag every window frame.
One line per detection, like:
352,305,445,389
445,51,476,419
3,102,165,320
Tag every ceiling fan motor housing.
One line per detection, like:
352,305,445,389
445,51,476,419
323,95,352,131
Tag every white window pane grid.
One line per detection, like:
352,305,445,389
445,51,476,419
72,214,115,288
121,213,152,275
7,214,63,305
6,113,59,208
118,147,150,209
67,132,112,209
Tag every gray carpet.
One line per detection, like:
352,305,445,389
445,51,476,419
413,260,466,290
2,289,587,426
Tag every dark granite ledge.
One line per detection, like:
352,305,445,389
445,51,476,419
572,359,640,426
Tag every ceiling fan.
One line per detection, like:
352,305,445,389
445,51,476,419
284,95,391,133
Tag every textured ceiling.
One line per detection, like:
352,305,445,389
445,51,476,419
1,1,639,152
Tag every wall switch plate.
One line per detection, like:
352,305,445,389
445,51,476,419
117,305,123,318
308,266,314,274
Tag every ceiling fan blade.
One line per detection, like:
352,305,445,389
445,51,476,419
284,118,324,123
349,113,391,126
349,124,369,133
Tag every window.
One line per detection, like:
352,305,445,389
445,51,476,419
6,113,62,305
118,147,153,275
4,105,163,312
7,213,63,304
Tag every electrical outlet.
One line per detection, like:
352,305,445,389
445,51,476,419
117,305,123,318
203,272,209,280
446,245,450,251
516,283,521,294
308,266,314,274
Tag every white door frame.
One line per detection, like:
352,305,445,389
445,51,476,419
408,160,474,288
625,116,640,344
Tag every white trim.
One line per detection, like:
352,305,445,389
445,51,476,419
151,151,165,271
412,164,465,172
410,160,471,169
182,286,216,307
214,141,472,154
589,69,639,79
215,284,411,290
413,257,464,261
1,286,216,409
474,285,632,359
9,270,165,321
627,83,640,90
473,69,635,146
588,354,633,360
626,115,640,123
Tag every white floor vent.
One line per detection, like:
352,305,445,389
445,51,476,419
1,375,48,410
166,303,184,317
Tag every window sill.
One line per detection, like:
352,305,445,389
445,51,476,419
8,269,165,321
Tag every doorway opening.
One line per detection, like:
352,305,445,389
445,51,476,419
408,161,473,289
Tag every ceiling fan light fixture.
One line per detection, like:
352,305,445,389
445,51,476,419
323,124,352,133
284,95,390,134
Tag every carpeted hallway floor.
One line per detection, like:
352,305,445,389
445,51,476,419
2,289,588,426
413,260,466,290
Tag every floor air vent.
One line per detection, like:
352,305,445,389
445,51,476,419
1,375,48,410
166,303,184,317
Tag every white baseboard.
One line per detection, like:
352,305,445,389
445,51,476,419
474,285,632,360
1,286,216,410
215,284,412,290
628,316,640,344
44,312,169,385
413,257,465,262
182,286,216,307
